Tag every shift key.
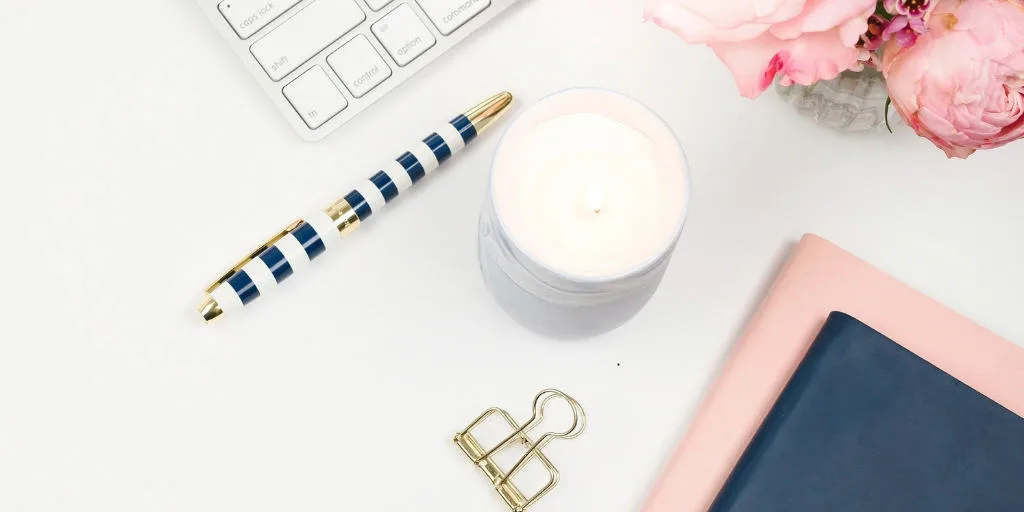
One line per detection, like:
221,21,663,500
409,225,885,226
250,0,366,81
219,0,302,39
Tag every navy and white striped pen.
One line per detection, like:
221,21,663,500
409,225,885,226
198,92,514,323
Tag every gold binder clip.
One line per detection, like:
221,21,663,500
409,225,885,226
454,389,586,512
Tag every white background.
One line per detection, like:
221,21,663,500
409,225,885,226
2,0,1023,510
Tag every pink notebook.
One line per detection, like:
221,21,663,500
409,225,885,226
642,234,1024,512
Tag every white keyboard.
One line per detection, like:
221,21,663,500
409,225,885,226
197,0,519,141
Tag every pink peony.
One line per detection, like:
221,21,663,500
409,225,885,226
644,0,876,98
882,0,1024,158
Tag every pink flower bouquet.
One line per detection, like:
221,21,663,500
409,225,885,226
645,0,1024,158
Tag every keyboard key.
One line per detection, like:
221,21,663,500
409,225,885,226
218,0,303,39
371,4,436,67
328,36,393,98
416,0,490,35
282,66,349,128
365,0,394,10
250,0,366,81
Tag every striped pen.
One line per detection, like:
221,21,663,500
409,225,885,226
198,92,514,323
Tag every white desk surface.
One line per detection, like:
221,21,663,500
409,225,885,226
2,0,1023,510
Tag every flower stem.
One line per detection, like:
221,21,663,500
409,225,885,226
884,96,894,134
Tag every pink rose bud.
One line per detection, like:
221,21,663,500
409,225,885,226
882,0,1024,158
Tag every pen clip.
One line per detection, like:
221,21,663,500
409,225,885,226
204,219,304,293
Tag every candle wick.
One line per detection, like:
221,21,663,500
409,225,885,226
587,186,604,215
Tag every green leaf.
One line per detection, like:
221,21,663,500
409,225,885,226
884,97,894,134
875,1,891,18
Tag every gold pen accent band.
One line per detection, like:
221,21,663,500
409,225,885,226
325,199,361,237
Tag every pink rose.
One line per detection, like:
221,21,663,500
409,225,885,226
644,0,876,98
882,0,1024,159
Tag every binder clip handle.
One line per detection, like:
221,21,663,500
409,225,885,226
530,389,586,440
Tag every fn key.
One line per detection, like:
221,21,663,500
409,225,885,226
282,66,348,129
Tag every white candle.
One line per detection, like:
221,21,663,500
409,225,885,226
479,89,689,338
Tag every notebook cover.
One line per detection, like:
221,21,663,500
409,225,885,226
641,234,1024,512
709,312,1024,511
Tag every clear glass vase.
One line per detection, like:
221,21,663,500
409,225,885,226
775,67,896,132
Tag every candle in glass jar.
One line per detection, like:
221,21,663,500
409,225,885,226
479,88,689,338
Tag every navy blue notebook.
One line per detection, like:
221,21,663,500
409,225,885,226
709,312,1024,512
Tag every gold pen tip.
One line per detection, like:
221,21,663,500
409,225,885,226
198,296,224,324
465,91,514,135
